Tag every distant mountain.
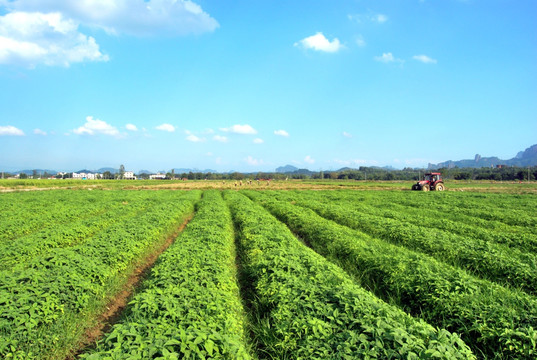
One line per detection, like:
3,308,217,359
276,165,299,173
138,170,152,174
171,168,216,174
429,144,537,169
75,169,96,174
96,167,119,174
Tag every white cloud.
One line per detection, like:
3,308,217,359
125,123,138,131
156,123,175,132
348,13,388,24
374,14,388,23
253,138,264,144
2,0,219,37
0,125,25,136
186,134,205,142
33,128,47,135
220,124,257,135
245,156,263,166
294,32,343,53
213,135,228,143
73,116,119,136
413,55,437,64
355,35,366,47
274,129,289,137
374,52,403,64
342,131,352,138
0,11,108,67
304,155,315,164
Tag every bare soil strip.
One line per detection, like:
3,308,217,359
68,214,194,359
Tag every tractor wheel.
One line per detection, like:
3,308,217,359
436,183,445,191
422,184,430,192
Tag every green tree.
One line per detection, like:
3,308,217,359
119,164,125,180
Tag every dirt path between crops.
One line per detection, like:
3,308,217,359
68,213,194,359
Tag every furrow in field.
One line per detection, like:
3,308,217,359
226,191,474,359
245,190,537,359
82,190,253,359
337,196,537,255
270,190,537,295
0,191,196,271
0,190,201,360
375,191,537,228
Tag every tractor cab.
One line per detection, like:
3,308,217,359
412,172,445,191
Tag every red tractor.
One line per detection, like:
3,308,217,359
412,172,445,191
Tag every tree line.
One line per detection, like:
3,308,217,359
4,166,536,181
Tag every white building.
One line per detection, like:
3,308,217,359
72,172,100,180
124,171,136,180
149,173,166,180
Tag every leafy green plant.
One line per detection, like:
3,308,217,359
0,190,201,359
83,190,252,359
226,191,474,359
245,190,537,358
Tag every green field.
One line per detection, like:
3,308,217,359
1,185,536,359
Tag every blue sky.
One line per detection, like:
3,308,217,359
0,0,535,172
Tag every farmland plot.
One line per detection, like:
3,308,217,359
1,188,536,359
0,190,200,359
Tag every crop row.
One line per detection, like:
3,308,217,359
225,191,474,359
328,192,537,255
271,190,537,295
0,190,201,359
0,190,163,243
303,190,537,254
370,191,537,228
245,190,537,358
84,190,252,359
0,201,150,271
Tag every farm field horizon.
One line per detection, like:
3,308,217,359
1,185,536,359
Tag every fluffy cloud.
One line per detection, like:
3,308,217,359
0,11,108,67
245,156,263,166
213,135,228,143
0,125,24,136
33,128,47,135
0,0,218,67
73,116,119,136
125,123,138,131
2,0,219,36
253,138,264,144
274,129,289,137
220,124,257,135
295,32,343,53
413,55,437,64
374,52,403,63
342,131,352,138
304,155,315,164
186,134,205,142
155,123,175,132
